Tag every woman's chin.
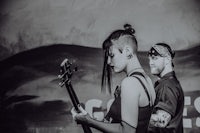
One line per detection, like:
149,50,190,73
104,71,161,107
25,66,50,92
150,69,159,75
113,68,119,73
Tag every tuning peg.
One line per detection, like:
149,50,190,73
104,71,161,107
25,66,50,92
60,59,69,67
59,82,65,87
59,78,70,87
58,71,68,79
58,74,62,79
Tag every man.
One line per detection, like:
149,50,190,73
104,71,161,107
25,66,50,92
148,43,184,133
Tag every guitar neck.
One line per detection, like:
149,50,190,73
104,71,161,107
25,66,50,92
65,82,80,111
64,82,92,133
59,59,92,133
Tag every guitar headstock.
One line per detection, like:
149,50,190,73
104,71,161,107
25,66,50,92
58,59,77,87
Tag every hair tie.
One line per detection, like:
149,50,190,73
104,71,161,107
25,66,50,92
124,24,135,35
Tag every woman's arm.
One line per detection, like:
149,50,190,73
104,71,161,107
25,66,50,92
72,106,134,133
121,77,140,133
71,77,140,133
88,115,132,133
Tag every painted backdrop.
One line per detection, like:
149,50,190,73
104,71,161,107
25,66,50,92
0,44,200,133
0,0,200,133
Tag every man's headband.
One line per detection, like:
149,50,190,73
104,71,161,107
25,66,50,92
148,44,175,59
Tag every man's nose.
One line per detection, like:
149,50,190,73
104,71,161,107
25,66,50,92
149,58,154,65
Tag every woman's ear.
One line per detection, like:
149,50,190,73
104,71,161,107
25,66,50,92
124,46,133,59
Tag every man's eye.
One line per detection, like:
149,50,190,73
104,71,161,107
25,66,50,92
152,56,157,60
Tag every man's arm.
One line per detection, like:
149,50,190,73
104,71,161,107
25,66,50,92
150,109,171,128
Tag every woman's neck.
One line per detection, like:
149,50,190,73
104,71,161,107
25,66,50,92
126,56,144,76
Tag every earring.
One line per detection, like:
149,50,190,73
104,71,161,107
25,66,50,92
128,54,133,59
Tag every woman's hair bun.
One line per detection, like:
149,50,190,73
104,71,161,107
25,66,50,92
124,23,135,35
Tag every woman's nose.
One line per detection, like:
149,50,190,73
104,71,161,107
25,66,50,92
107,57,111,65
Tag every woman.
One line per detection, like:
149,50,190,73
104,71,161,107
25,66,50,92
71,24,156,133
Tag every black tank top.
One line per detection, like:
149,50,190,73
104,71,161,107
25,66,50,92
104,72,153,133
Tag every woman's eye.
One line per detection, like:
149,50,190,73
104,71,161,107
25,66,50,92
110,54,114,58
109,53,114,58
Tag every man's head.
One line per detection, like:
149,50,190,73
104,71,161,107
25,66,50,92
148,43,175,77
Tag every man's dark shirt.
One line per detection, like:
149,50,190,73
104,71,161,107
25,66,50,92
150,71,184,133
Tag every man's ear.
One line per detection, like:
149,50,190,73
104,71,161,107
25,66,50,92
164,56,172,65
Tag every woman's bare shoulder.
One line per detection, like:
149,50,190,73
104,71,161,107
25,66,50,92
121,77,141,93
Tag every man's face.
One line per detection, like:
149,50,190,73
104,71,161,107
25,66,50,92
148,55,165,75
107,46,127,73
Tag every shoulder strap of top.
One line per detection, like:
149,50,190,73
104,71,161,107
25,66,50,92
130,72,151,106
130,72,145,78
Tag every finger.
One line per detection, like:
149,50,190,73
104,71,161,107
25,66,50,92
71,107,77,114
78,105,87,115
71,107,78,119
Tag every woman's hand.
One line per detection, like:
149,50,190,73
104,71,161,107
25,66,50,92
71,105,91,125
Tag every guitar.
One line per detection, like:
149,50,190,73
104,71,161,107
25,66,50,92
58,59,92,133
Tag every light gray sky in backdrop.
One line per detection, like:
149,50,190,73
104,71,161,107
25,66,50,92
0,0,200,53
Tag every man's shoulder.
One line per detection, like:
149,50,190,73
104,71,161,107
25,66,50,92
159,76,180,88
157,77,183,98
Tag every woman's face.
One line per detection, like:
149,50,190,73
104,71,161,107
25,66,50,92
107,45,127,73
